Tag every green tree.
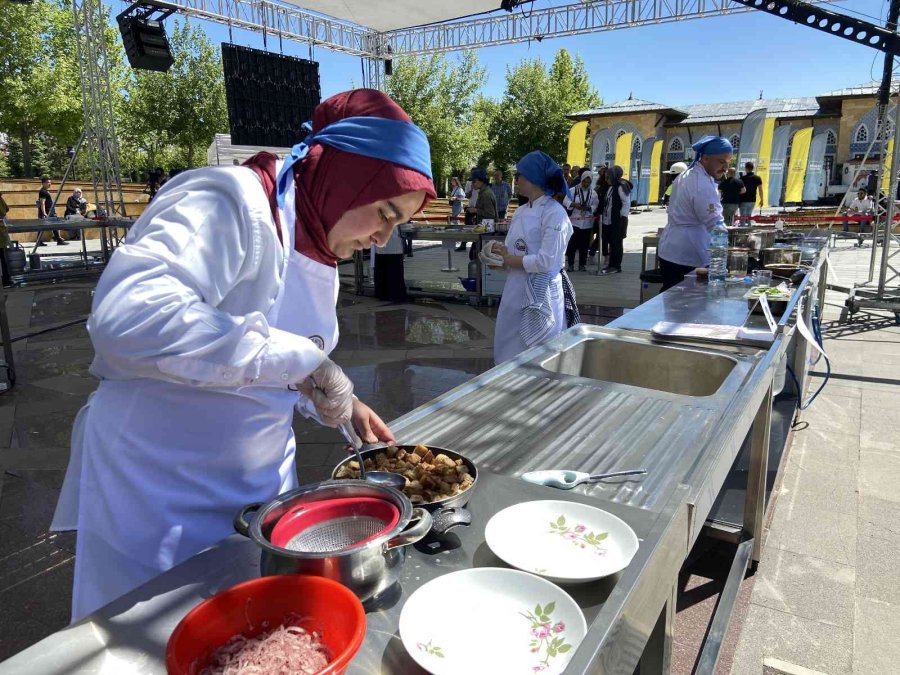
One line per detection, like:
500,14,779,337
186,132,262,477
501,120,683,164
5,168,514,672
487,49,600,169
119,20,227,170
386,50,492,194
0,0,84,176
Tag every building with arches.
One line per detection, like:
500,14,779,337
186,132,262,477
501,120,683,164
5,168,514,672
569,80,898,196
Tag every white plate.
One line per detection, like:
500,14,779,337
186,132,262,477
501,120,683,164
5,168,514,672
399,568,586,675
485,500,639,583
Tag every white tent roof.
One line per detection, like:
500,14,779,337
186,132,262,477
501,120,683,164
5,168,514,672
288,0,510,32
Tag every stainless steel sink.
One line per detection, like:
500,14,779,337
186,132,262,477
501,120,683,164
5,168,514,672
539,336,738,397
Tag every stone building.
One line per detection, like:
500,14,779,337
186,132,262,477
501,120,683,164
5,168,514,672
568,80,897,201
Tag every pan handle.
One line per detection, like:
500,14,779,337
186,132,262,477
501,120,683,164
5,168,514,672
385,508,433,550
430,506,472,535
233,502,264,537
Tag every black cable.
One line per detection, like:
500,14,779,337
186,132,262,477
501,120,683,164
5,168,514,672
9,317,88,343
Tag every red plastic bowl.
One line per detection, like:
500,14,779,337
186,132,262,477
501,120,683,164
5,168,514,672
166,575,366,675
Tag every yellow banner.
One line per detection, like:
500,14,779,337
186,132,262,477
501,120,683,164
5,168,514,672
883,138,894,193
784,127,812,203
566,121,588,168
755,117,776,204
615,132,633,181
649,139,664,203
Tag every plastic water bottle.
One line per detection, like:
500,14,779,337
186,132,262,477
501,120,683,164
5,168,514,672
708,217,728,285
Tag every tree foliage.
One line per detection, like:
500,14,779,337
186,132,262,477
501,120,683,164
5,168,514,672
120,20,228,171
486,49,600,169
386,51,491,194
0,0,83,176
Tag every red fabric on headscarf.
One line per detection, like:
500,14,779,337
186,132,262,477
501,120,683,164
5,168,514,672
243,89,436,267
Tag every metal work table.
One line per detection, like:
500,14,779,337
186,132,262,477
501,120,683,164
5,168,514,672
1,248,829,675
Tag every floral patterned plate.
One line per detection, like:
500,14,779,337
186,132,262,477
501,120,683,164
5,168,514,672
398,568,586,675
485,500,639,583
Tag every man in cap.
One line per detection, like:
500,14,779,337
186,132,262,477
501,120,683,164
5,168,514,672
658,135,733,290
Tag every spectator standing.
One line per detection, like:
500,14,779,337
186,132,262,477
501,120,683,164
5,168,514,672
589,166,609,267
569,165,582,188
472,169,498,223
491,169,512,221
738,161,763,225
718,168,745,226
600,165,632,275
37,177,67,246
459,168,480,251
65,187,89,241
448,176,466,222
562,163,572,185
566,171,599,272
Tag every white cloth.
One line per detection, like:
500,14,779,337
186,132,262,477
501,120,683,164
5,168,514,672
569,185,599,230
848,196,873,213
658,162,723,268
494,196,572,364
52,165,339,621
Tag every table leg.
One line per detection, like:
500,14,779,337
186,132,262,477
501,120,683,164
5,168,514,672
744,382,773,566
638,581,676,675
440,248,459,273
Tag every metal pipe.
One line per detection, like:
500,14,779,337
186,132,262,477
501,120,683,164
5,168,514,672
878,79,900,296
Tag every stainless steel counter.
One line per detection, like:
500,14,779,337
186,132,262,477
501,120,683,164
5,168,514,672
0,250,829,675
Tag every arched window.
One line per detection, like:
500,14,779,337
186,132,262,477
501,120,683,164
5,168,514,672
604,139,611,155
855,125,869,143
669,137,684,152
632,136,642,155
729,134,741,152
826,129,837,146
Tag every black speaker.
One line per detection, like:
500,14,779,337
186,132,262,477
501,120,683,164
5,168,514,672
221,44,321,148
118,17,174,72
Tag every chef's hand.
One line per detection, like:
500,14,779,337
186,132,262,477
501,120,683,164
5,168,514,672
297,357,354,427
351,398,395,444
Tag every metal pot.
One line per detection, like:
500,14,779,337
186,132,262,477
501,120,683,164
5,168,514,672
332,445,477,534
759,247,801,268
234,480,432,602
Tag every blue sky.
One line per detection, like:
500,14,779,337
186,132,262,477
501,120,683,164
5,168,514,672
118,0,893,108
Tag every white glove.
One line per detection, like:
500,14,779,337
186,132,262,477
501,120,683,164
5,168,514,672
479,240,504,267
297,357,354,427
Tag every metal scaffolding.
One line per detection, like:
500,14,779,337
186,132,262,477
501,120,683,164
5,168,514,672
73,0,127,217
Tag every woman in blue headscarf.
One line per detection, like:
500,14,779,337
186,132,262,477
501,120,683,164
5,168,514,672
485,151,574,364
658,135,733,290
51,89,436,621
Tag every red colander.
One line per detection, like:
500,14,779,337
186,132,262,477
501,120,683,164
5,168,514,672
269,497,400,553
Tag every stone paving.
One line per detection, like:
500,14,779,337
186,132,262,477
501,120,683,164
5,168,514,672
0,210,897,673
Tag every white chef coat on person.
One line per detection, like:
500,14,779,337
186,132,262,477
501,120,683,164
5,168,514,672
494,195,572,364
51,164,339,621
848,196,874,213
568,185,599,230
658,162,723,268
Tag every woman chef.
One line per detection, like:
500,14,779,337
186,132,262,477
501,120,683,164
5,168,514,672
657,135,733,290
51,89,436,620
488,151,574,364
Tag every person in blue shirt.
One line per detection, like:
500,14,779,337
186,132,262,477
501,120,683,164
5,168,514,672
491,169,513,221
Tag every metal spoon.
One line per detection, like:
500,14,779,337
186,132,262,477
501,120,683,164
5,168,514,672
522,469,648,490
338,422,407,491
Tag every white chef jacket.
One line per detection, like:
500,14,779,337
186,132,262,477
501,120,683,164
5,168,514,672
88,167,325,386
848,196,874,213
568,185,599,230
658,162,723,268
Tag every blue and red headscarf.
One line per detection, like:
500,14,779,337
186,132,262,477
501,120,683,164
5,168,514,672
244,89,436,266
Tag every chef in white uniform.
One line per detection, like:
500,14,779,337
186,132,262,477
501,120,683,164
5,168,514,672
658,135,733,290
489,151,573,364
51,89,436,621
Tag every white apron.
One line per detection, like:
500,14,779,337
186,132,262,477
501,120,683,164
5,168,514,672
52,177,339,621
493,199,565,365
